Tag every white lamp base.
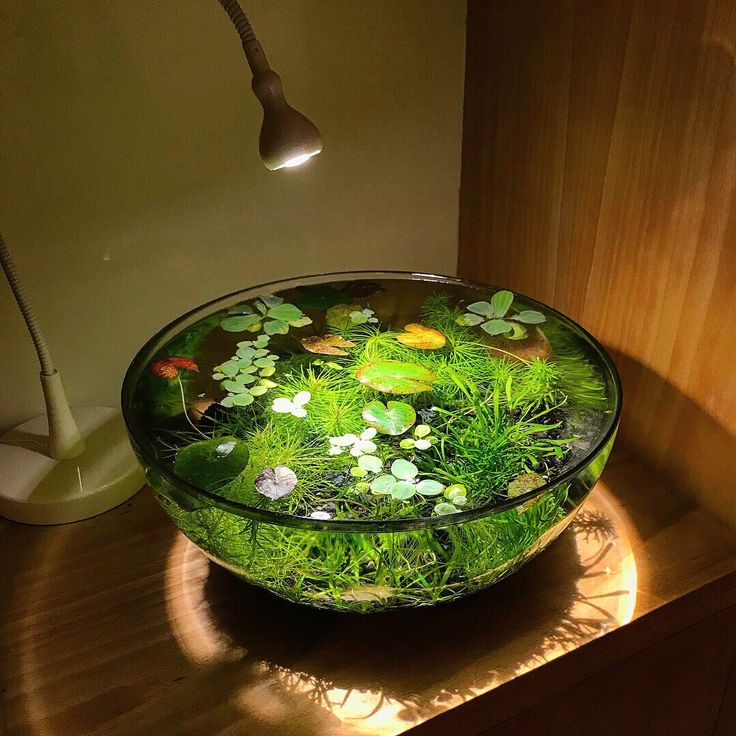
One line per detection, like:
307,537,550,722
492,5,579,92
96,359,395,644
0,407,145,525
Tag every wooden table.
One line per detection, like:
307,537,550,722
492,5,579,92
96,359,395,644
2,451,736,735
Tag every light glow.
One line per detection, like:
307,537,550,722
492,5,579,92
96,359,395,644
277,151,319,170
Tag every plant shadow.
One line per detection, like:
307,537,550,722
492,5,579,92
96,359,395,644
197,507,623,726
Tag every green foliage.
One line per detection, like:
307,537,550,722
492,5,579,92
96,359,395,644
362,400,417,435
356,360,437,394
145,283,611,611
213,335,280,407
456,290,545,340
174,437,249,491
220,295,312,335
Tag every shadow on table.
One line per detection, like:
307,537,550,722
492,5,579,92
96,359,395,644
195,508,622,728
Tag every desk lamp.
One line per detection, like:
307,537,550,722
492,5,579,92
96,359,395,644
0,0,322,524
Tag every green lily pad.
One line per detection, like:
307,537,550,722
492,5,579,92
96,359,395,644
174,437,249,492
356,361,436,394
325,303,355,330
362,400,417,435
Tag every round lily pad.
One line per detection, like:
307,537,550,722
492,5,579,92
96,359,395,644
395,323,446,350
362,400,417,435
301,334,356,356
356,361,436,394
174,436,249,491
255,464,298,500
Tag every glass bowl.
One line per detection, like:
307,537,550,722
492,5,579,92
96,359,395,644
122,272,621,612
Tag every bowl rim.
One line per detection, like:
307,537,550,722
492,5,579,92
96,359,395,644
122,270,622,532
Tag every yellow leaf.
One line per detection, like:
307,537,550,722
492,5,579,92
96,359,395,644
395,323,447,350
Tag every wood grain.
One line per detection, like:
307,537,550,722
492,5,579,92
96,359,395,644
2,453,736,735
458,0,736,528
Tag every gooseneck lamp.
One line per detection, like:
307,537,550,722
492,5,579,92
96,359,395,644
0,2,321,525
218,0,322,170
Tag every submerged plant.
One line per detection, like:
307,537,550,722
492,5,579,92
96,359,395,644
457,290,545,339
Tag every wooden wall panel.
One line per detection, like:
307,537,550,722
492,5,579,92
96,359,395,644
459,0,736,527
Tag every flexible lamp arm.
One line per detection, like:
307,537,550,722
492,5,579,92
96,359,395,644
217,0,322,170
0,232,55,376
217,0,270,74
0,231,84,459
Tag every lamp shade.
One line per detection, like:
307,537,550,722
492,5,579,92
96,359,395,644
252,70,323,170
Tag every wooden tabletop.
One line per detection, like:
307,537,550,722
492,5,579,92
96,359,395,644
2,451,736,736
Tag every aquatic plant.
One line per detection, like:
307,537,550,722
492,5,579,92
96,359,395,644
272,391,312,418
255,464,298,499
356,360,437,393
174,436,249,491
150,356,199,379
370,459,444,501
457,289,545,339
362,400,416,435
326,304,378,329
399,423,436,451
395,323,447,350
131,276,617,612
213,337,280,408
328,427,378,457
220,295,312,335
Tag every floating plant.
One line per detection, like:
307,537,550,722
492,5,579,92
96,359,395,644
255,464,298,499
220,295,312,335
370,459,444,500
356,360,436,394
395,323,446,350
399,423,436,451
457,289,546,339
362,400,416,435
326,304,378,330
127,275,620,613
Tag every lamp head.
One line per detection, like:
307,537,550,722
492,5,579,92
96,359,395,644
251,70,322,171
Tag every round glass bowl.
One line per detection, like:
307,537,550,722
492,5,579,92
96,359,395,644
122,272,621,612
